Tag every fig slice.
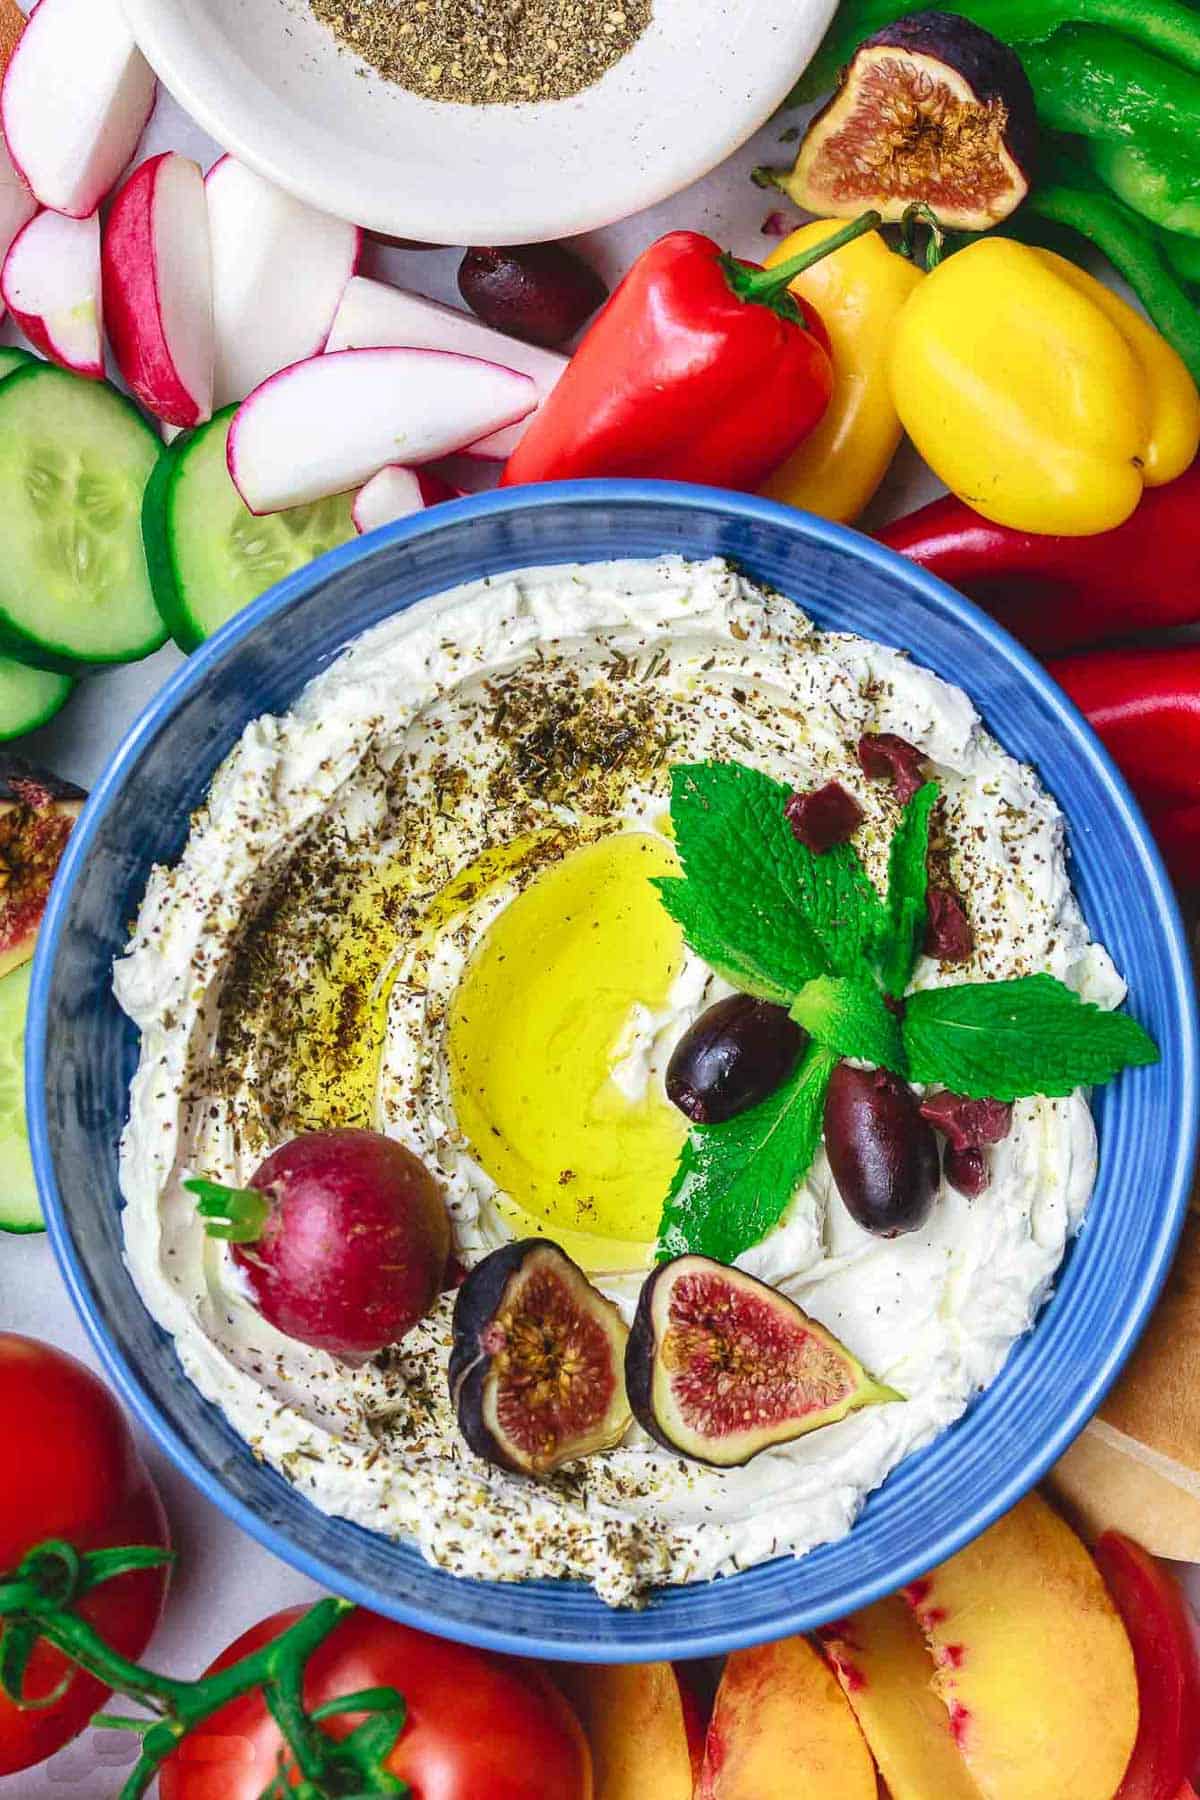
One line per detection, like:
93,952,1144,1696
0,754,85,979
450,1239,631,1477
786,10,1036,231
626,1254,900,1468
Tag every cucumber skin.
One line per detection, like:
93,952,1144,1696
0,365,169,676
141,423,205,653
0,664,74,741
0,1199,44,1235
0,962,42,1234
0,348,38,382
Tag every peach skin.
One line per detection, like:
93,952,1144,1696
904,1493,1138,1800
821,1596,984,1799
549,1663,696,1800
699,1633,876,1799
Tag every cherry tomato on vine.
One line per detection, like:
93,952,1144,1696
159,1606,592,1799
0,1334,170,1774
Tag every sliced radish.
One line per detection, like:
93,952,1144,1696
325,276,566,460
352,465,460,535
1,0,156,218
228,348,536,515
2,210,102,377
206,155,361,408
102,153,213,428
0,140,36,299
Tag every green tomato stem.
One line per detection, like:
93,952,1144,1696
0,1540,408,1799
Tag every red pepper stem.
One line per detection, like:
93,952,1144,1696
727,209,884,308
184,1175,271,1244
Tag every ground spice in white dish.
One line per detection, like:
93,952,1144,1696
309,0,651,104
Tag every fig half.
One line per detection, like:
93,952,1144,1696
0,754,85,979
786,10,1036,230
626,1255,899,1468
450,1239,631,1477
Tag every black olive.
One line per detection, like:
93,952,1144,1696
823,1061,940,1237
457,243,608,348
666,995,807,1125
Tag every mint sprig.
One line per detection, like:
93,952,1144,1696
659,1044,839,1262
878,780,938,998
789,975,906,1074
654,759,1160,1261
902,976,1159,1099
653,762,883,1002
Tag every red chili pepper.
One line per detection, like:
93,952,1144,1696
879,464,1200,655
501,216,882,492
1048,644,1200,889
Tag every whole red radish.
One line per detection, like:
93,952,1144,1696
187,1129,450,1357
1094,1530,1200,1800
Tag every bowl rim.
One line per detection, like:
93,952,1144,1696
30,480,1200,1659
119,0,839,244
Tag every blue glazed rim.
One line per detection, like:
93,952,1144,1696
29,480,1199,1661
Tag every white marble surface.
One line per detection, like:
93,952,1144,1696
0,64,1195,1800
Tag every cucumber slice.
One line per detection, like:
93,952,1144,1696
0,348,38,382
0,962,40,1233
143,406,356,652
0,364,166,673
0,658,73,740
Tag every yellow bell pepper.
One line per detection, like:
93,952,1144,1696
760,221,923,523
889,237,1200,537
1032,249,1200,490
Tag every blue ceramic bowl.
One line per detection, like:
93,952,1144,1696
29,483,1198,1661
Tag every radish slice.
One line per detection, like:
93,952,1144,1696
229,348,536,515
1,0,156,218
206,155,361,408
2,210,102,377
0,141,36,300
326,276,565,461
352,465,460,535
102,153,213,428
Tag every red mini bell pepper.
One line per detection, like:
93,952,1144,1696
1048,644,1200,890
502,216,882,492
879,463,1200,655
1049,645,1200,810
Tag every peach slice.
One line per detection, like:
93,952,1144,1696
904,1493,1139,1800
821,1596,984,1799
699,1634,876,1798
550,1662,696,1800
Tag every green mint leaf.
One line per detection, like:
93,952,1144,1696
877,781,938,998
902,974,1160,1099
790,975,907,1074
658,1043,839,1261
655,876,798,1007
656,762,884,1002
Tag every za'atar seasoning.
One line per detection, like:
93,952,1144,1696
309,0,651,105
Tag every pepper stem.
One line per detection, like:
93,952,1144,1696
184,1175,272,1243
723,209,884,318
896,202,948,273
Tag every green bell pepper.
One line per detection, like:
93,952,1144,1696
790,0,1200,102
1016,27,1200,155
1089,140,1200,237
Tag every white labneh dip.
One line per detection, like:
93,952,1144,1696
116,557,1122,1605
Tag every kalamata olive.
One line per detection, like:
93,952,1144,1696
666,994,807,1125
823,1062,940,1237
944,1144,989,1197
457,243,608,347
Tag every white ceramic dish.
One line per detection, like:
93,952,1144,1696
118,0,838,244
